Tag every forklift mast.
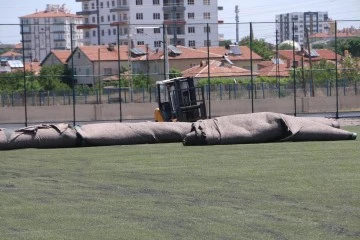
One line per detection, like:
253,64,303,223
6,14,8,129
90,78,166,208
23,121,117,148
155,77,207,122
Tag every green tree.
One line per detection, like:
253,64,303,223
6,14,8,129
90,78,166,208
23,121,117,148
39,64,71,91
328,37,360,57
169,68,182,79
239,36,273,60
220,40,233,47
278,43,293,50
312,43,326,49
340,55,360,83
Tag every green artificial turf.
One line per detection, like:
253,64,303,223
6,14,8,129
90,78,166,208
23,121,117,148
0,126,359,239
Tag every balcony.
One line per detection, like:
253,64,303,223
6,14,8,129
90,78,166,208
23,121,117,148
163,6,186,12
110,6,130,12
77,24,98,29
163,19,186,25
76,10,97,15
110,21,129,26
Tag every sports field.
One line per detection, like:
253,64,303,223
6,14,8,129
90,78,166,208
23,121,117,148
1,126,359,239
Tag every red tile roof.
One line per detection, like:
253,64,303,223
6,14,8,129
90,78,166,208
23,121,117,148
278,49,341,62
257,61,290,77
51,50,71,64
182,60,258,78
75,45,144,62
310,32,357,38
24,61,41,75
0,50,22,57
74,45,264,64
198,46,263,61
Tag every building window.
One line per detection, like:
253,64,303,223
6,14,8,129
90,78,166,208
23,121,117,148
188,26,195,33
203,0,210,5
153,13,160,20
204,26,211,33
204,12,210,19
112,1,115,6
188,0,194,5
137,28,144,34
92,30,96,37
136,13,143,20
92,16,96,23
153,0,159,4
188,13,194,19
108,29,111,35
137,41,144,45
104,68,112,76
91,2,95,9
108,15,110,22
204,40,211,46
107,1,110,7
189,40,195,47
154,41,162,48
154,28,160,34
113,28,117,35
101,30,105,36
85,31,90,38
101,16,104,22
100,2,103,8
112,15,116,21
136,0,143,5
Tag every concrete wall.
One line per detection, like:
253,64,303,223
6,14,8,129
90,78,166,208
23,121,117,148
1,95,359,124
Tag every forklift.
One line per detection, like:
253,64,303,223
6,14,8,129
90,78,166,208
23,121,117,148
154,77,207,122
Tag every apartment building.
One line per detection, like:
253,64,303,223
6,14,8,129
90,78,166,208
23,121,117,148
276,12,330,46
76,0,220,49
19,4,83,62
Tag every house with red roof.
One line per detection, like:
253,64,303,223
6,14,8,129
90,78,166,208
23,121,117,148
257,60,290,78
41,50,72,67
65,44,152,85
277,49,342,67
182,59,258,82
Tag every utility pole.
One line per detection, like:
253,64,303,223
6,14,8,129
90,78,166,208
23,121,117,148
305,27,314,97
235,5,239,43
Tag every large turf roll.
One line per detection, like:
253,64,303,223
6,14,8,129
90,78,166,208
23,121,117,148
0,123,78,150
183,112,356,146
76,121,192,146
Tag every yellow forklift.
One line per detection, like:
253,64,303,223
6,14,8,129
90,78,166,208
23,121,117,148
154,77,207,122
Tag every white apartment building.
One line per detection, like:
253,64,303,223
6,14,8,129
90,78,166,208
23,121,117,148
19,4,83,62
276,12,330,46
76,0,220,49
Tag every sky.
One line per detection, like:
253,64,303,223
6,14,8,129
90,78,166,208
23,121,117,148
0,0,359,44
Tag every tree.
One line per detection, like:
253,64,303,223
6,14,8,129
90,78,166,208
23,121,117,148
239,36,273,60
278,43,293,50
328,37,360,57
219,39,233,47
340,55,360,83
39,64,71,91
169,68,182,79
312,43,326,49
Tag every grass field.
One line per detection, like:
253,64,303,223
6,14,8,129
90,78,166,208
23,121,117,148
1,126,359,240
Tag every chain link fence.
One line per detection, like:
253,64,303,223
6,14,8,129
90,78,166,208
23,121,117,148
0,20,359,125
